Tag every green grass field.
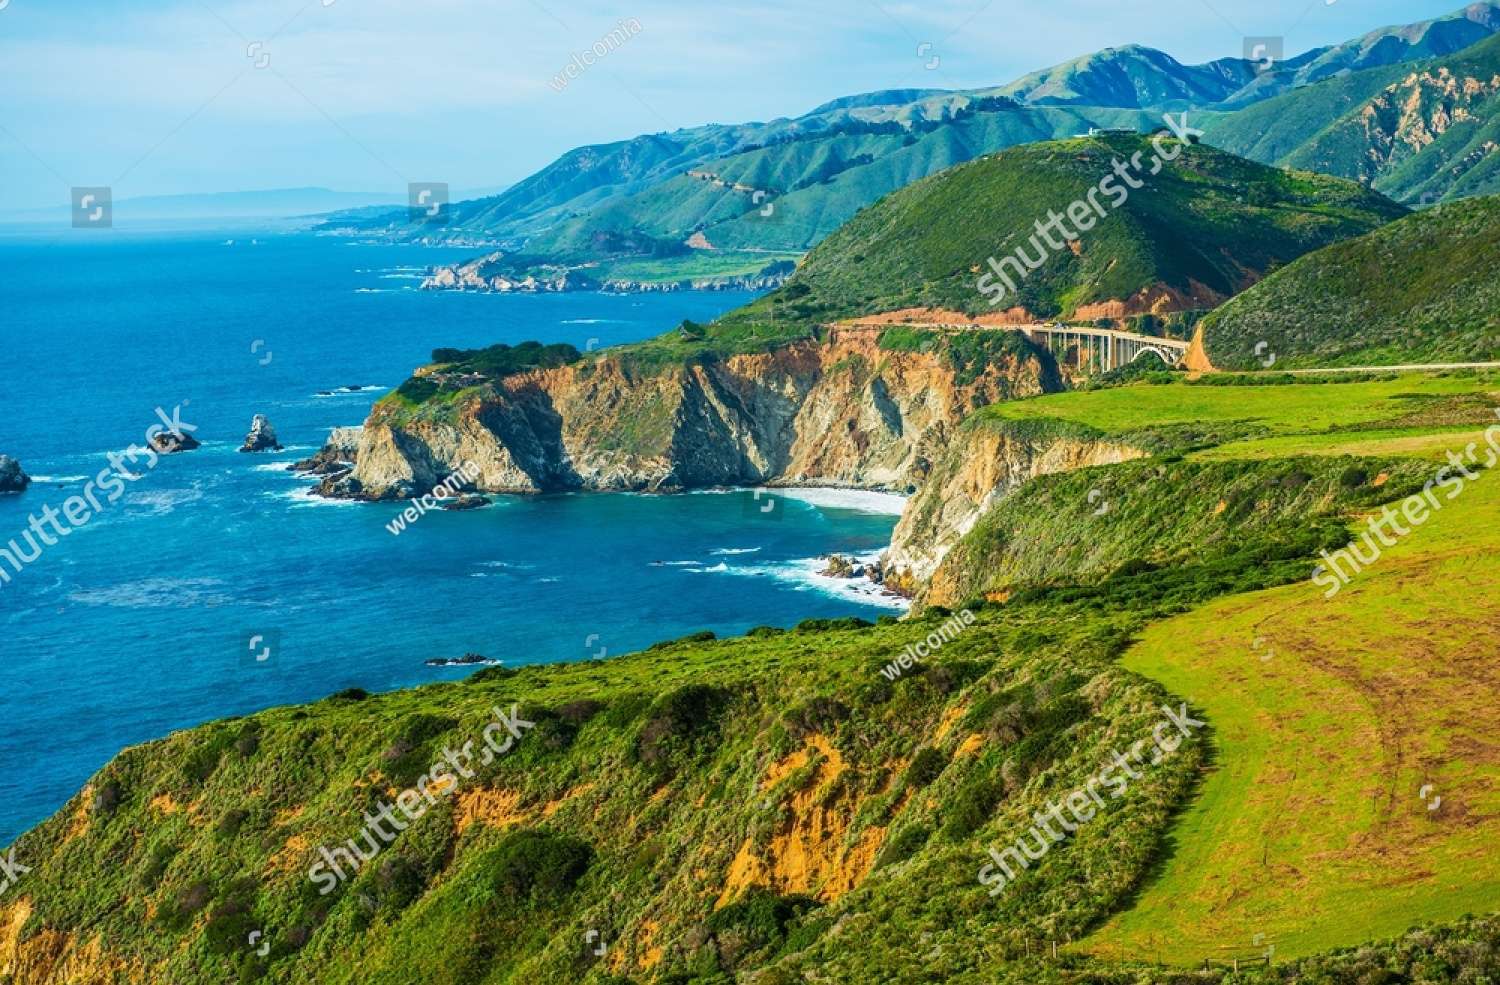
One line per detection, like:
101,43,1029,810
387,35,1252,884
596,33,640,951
1085,444,1500,963
1193,425,1498,462
979,375,1498,437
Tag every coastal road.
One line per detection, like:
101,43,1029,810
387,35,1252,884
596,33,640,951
1258,361,1500,375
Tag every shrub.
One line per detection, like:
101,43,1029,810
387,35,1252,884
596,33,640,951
943,776,1003,840
483,829,593,908
92,780,123,816
233,723,260,758
876,825,930,868
216,808,250,838
649,630,717,651
137,843,177,891
793,617,872,633
156,880,213,932
371,856,426,914
430,341,581,377
707,888,818,969
203,899,258,956
636,685,729,771
784,697,850,738
395,377,439,404
380,714,458,787
903,748,947,789
467,665,517,685
556,699,605,725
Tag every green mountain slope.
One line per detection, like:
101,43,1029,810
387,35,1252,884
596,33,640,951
692,135,1403,335
1208,30,1500,204
522,104,1156,257
1200,196,1500,369
990,44,1258,108
1202,61,1418,164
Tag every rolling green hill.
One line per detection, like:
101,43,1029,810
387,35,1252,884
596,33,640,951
689,135,1404,336
1199,195,1500,369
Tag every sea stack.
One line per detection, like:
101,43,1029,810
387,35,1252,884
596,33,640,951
149,430,201,454
290,426,362,475
240,415,284,453
0,456,30,494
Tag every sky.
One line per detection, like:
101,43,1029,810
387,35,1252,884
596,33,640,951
0,0,1472,210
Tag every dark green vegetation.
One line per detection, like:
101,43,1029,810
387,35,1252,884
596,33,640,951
430,341,583,376
1206,30,1500,205
1201,196,1500,369
704,135,1401,326
392,341,583,405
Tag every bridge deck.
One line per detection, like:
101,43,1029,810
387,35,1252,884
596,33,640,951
918,322,1190,352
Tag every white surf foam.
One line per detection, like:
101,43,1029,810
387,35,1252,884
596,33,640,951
271,487,360,508
773,488,909,515
694,550,909,610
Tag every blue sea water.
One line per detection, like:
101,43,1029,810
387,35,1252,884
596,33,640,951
0,227,903,843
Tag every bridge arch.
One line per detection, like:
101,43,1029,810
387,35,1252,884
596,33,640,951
1130,345,1178,367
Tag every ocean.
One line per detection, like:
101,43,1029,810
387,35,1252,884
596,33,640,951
0,226,904,843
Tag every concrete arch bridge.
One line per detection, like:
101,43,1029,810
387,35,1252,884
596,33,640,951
921,321,1191,373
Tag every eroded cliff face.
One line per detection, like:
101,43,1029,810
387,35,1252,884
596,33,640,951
319,327,1060,501
1358,68,1500,179
881,421,1148,595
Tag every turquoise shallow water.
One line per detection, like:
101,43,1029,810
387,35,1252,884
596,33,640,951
0,227,902,843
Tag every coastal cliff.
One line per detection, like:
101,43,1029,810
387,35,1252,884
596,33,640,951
880,418,1149,591
313,327,1062,501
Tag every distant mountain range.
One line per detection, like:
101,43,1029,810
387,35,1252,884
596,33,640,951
317,2,1500,276
1206,30,1500,204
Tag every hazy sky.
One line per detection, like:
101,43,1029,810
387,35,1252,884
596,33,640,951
0,0,1469,209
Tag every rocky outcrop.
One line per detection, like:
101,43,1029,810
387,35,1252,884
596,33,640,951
239,415,283,453
422,254,796,294
149,431,200,454
423,254,590,293
1355,68,1500,181
880,419,1149,590
291,427,363,476
0,456,30,494
315,327,1061,501
442,494,491,511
